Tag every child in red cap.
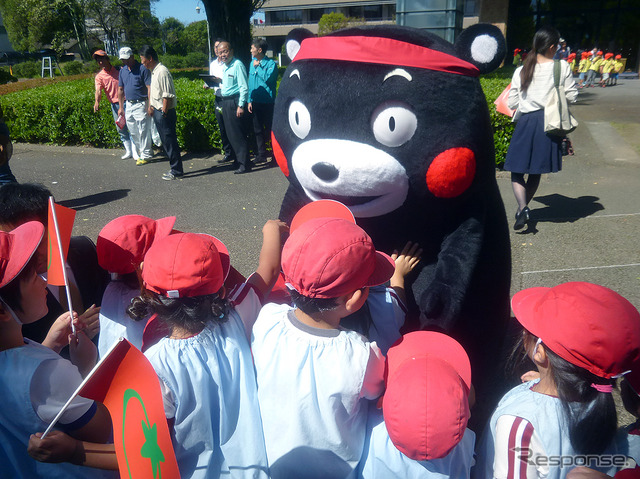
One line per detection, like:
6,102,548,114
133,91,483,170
128,220,286,478
96,214,175,356
474,282,640,479
360,331,476,478
601,53,615,87
585,51,603,87
578,52,591,88
289,199,422,354
252,217,395,478
0,222,114,478
612,55,624,86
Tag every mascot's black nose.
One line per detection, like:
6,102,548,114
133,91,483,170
311,162,339,182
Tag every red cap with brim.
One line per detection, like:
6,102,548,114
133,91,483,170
92,50,108,59
282,217,394,299
290,200,355,232
142,233,230,298
97,215,176,274
383,331,471,461
512,282,640,379
0,221,45,288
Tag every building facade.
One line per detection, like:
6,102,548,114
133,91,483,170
256,0,489,57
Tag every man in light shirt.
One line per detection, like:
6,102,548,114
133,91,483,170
204,39,235,164
139,45,184,181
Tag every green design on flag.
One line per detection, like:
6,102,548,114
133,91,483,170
123,388,166,479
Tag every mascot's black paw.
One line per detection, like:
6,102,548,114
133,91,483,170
419,281,460,331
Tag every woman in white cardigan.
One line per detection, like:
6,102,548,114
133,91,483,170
505,26,578,230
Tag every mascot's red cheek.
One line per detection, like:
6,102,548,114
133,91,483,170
426,147,476,198
271,133,289,177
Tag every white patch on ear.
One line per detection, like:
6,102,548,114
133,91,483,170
289,69,301,79
287,40,302,61
470,34,498,64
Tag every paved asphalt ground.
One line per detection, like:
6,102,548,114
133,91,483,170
9,79,640,311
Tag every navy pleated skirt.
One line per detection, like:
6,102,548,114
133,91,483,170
504,109,563,174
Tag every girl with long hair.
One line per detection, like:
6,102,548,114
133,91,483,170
505,26,578,230
474,282,640,479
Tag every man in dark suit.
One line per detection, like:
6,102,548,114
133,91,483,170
0,183,108,346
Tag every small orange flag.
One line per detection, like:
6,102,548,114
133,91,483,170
79,338,180,478
47,200,76,286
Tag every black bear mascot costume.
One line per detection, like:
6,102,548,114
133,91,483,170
272,24,512,423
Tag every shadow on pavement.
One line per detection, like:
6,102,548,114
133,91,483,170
516,193,604,234
59,189,130,211
180,158,278,180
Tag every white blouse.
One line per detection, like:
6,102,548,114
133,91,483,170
508,60,578,114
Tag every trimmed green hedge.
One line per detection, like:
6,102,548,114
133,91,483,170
0,69,514,166
480,76,513,169
0,74,221,152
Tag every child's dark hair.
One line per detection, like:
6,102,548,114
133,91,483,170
546,347,617,455
128,288,231,335
0,255,38,313
513,329,617,455
289,289,339,316
0,182,51,226
620,379,640,420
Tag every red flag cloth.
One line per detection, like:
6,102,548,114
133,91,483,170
47,201,76,286
79,338,180,478
494,83,515,117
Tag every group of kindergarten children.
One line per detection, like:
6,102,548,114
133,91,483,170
573,50,625,88
513,47,625,89
2,186,640,479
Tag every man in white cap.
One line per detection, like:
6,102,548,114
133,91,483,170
117,46,153,165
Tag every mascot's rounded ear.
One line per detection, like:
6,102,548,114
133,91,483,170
455,23,506,74
286,28,315,61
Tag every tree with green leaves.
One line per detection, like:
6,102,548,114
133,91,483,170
180,20,209,56
160,17,185,55
0,0,159,59
0,0,80,55
317,12,365,36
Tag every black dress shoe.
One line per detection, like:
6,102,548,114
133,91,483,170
233,168,251,175
514,207,530,230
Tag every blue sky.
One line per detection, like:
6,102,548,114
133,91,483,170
153,0,205,25
153,0,265,26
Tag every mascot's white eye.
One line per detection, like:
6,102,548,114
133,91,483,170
288,100,311,139
371,102,417,148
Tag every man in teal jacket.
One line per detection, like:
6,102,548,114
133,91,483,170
248,38,278,165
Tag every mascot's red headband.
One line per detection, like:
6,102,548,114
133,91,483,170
293,36,480,77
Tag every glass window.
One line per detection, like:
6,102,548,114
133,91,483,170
310,8,337,22
364,5,383,19
349,6,364,18
464,0,479,16
271,9,303,25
